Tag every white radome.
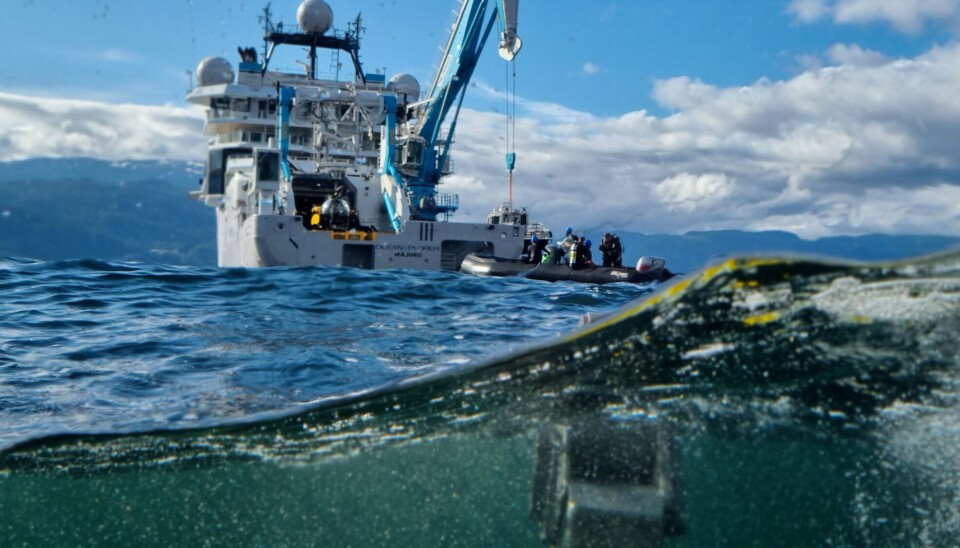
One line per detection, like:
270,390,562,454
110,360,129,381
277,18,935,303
297,0,334,34
195,56,234,86
388,73,421,101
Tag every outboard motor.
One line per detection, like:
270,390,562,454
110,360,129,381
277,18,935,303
321,198,351,230
637,256,666,277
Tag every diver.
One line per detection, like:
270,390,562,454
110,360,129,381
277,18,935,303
599,232,624,268
569,236,593,269
524,235,548,264
582,238,594,266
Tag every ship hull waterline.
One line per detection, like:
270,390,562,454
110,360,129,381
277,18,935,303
220,213,528,270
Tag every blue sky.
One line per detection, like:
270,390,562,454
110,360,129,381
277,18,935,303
3,0,952,112
2,0,959,237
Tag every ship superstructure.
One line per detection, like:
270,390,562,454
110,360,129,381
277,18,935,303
187,0,542,269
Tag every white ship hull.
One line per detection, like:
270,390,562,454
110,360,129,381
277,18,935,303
218,211,526,269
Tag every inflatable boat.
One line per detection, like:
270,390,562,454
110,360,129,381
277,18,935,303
460,254,675,284
459,254,539,277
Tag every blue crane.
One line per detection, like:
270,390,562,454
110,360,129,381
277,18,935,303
382,0,521,222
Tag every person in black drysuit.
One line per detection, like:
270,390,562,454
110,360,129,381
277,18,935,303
582,239,594,266
524,235,548,264
599,232,624,267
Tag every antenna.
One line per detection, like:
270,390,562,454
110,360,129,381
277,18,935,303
348,12,366,41
259,2,274,64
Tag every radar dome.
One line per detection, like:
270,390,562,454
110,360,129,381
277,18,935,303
297,0,334,35
195,56,234,86
388,73,421,101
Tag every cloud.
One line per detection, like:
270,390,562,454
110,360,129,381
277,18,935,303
471,81,596,124
653,173,735,213
825,43,889,66
3,42,959,239
788,0,960,33
582,62,602,75
0,91,204,162
789,0,832,22
92,48,143,64
447,43,960,238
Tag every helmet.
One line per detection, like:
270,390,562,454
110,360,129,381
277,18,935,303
531,235,539,242
585,239,592,247
565,227,573,234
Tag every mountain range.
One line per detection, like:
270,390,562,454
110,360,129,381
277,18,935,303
0,158,214,266
2,158,957,271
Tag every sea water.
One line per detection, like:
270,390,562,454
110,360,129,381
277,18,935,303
1,254,958,546
0,259,648,447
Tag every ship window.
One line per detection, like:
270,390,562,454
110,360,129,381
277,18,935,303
520,214,528,224
211,147,254,192
489,215,500,224
207,149,224,194
232,98,250,112
268,100,277,114
257,151,279,181
251,132,262,142
211,97,229,118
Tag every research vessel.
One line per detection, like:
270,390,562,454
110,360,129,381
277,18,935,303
187,0,540,269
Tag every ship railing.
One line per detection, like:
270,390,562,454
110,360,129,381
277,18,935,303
437,129,456,144
441,156,454,175
435,192,459,212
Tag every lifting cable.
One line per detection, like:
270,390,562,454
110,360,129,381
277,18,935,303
505,56,518,204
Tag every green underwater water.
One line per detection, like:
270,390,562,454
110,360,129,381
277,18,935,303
2,251,959,546
4,430,950,546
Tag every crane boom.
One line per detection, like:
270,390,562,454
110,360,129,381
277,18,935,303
497,0,521,60
383,0,521,222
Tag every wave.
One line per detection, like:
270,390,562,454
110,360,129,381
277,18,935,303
1,252,958,544
0,258,650,449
